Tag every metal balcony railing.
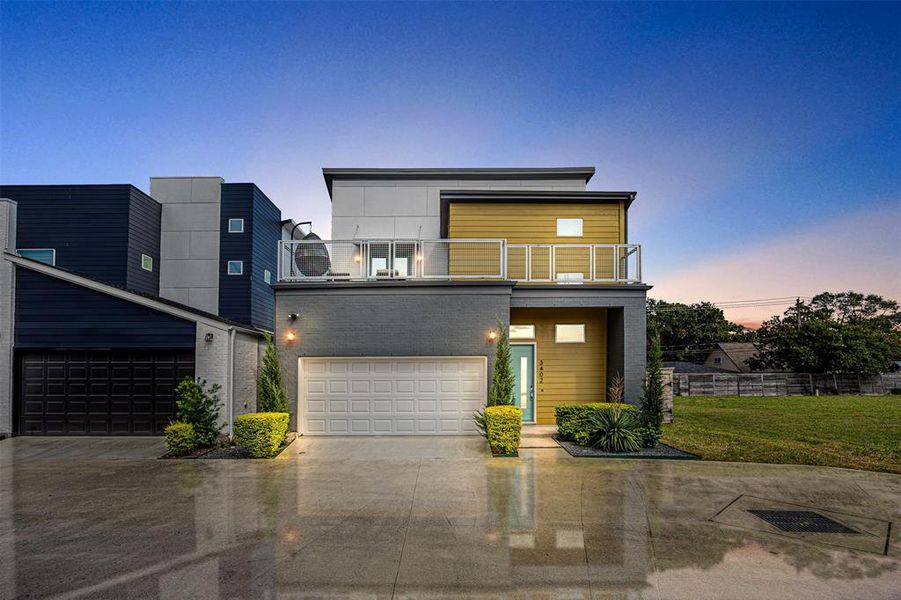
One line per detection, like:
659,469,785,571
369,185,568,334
277,239,641,284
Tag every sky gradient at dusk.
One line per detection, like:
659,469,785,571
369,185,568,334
1,1,899,325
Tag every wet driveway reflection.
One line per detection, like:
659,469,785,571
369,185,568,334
1,436,898,599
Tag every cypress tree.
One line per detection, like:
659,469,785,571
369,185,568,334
257,333,289,413
488,320,515,406
640,334,665,429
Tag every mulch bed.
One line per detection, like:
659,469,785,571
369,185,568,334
556,437,698,459
161,432,297,460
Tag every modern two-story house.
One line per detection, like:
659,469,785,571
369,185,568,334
0,177,296,437
274,167,650,435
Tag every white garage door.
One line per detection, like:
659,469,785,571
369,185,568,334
299,357,487,435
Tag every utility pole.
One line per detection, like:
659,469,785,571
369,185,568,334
796,297,802,329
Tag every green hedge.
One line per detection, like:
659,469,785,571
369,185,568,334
233,412,290,458
164,422,196,456
555,403,637,442
485,405,522,455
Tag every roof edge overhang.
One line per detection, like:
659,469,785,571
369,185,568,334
322,167,596,198
6,253,263,335
439,189,637,238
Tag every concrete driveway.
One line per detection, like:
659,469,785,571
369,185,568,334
1,436,899,599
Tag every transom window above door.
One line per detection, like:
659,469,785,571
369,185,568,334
556,218,583,237
509,325,535,340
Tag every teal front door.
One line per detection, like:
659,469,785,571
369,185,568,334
511,344,535,422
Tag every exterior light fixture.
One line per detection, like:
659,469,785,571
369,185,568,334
286,331,297,343
354,254,362,263
288,313,299,321
415,254,423,262
205,333,214,343
488,330,497,342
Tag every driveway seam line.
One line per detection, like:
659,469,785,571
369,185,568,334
391,456,422,599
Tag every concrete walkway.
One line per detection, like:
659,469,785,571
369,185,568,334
1,436,899,599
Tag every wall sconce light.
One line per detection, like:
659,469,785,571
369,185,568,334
285,331,297,343
353,254,362,263
415,254,423,262
205,332,214,343
487,330,497,343
288,313,299,321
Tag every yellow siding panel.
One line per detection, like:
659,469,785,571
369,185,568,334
510,307,607,425
449,203,624,244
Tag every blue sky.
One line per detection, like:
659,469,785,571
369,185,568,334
1,2,899,324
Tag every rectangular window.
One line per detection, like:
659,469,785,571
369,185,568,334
556,218,583,237
17,248,55,266
228,218,244,233
141,254,153,272
509,325,535,340
713,357,722,365
264,269,272,284
227,260,243,275
555,324,586,343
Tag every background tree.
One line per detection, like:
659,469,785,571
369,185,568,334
751,292,901,374
647,299,752,363
487,320,515,406
257,333,289,413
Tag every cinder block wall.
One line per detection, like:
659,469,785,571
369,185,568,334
274,283,513,428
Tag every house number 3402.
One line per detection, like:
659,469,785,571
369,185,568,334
538,359,544,392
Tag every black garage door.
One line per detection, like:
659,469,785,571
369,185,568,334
17,349,195,435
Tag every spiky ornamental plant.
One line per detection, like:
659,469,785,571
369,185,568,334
487,319,515,406
638,333,665,446
257,333,289,413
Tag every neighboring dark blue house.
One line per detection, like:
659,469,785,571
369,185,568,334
0,179,292,437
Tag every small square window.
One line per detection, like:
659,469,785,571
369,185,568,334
227,260,243,275
509,325,535,340
556,218,583,237
228,218,244,233
264,269,272,284
17,248,55,266
555,324,586,343
141,254,153,272
713,357,722,365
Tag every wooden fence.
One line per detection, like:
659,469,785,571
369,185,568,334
672,372,901,397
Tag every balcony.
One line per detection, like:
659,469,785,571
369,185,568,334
277,239,641,284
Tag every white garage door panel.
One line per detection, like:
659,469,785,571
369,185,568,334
300,357,487,435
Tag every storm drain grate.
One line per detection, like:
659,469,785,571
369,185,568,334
748,510,860,534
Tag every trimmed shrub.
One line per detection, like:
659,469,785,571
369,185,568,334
176,377,223,448
589,405,641,453
638,425,662,448
165,422,196,457
555,402,637,442
485,405,522,455
233,412,290,458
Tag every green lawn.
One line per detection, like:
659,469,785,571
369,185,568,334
661,395,901,474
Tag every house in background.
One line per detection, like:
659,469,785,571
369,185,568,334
0,178,297,437
274,166,649,435
702,342,760,373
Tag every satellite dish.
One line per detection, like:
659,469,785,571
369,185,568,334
293,231,331,277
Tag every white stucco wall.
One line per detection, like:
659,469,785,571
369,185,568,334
0,199,17,437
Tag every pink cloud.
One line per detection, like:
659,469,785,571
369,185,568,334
650,202,901,327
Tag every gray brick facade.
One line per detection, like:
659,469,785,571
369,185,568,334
0,199,16,437
274,282,513,423
273,281,650,422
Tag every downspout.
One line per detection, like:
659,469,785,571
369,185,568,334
227,327,236,437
